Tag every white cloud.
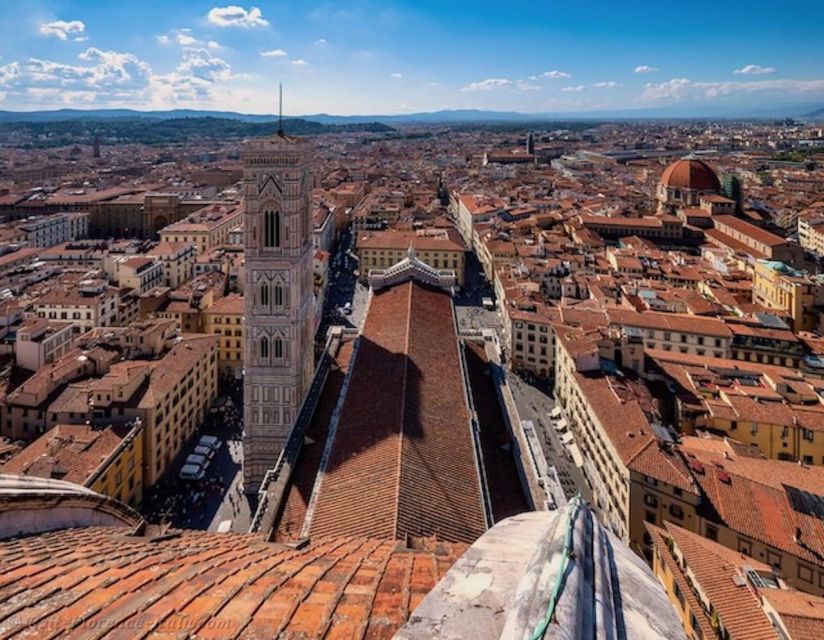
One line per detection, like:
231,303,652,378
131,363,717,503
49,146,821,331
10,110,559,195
27,48,152,89
516,80,541,92
425,81,440,87
561,85,586,93
207,6,268,28
149,72,212,104
734,64,776,75
593,80,622,88
291,59,308,66
542,70,571,79
178,48,232,81
634,65,658,74
642,78,691,100
14,42,250,108
460,78,512,91
314,38,327,46
261,49,288,58
0,62,20,85
389,72,402,79
39,20,86,41
26,87,97,103
157,29,204,47
177,32,198,46
643,77,824,101
207,41,221,49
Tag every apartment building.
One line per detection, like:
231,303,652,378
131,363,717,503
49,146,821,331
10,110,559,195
0,344,111,441
578,213,684,241
15,320,74,371
4,327,219,488
675,437,824,598
753,259,824,332
452,193,501,247
18,212,89,248
608,308,732,359
709,215,802,265
553,325,699,560
202,293,244,378
357,228,467,285
648,521,824,639
114,257,165,295
150,272,225,333
647,350,824,466
159,202,242,255
146,241,196,288
0,420,144,507
33,279,120,333
798,208,824,257
506,302,558,377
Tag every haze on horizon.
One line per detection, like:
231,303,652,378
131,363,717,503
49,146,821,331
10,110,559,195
0,0,823,116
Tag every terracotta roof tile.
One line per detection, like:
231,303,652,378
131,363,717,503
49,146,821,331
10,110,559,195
0,528,464,639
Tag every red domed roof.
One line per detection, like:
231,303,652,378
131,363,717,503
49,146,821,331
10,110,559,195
660,158,720,191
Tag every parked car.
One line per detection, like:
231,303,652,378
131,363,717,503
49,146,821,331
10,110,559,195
186,453,209,469
179,464,205,481
199,435,222,452
193,444,215,460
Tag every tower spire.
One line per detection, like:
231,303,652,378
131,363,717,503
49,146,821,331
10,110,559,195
277,82,284,137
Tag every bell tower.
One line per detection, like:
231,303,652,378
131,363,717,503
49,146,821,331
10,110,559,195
242,91,315,492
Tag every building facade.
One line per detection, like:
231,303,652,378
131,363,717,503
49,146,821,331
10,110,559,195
242,131,315,491
753,259,824,332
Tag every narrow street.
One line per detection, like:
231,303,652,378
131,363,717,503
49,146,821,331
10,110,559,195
506,371,591,502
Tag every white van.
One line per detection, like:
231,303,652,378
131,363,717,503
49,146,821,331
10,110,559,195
179,464,205,481
199,435,222,452
194,444,215,460
186,453,209,469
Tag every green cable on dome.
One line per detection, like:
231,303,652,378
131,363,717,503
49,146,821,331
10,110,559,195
529,493,582,640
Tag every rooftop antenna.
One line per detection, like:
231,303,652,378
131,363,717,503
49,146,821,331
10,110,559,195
277,82,284,137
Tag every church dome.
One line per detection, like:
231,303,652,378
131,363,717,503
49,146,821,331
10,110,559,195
660,158,720,192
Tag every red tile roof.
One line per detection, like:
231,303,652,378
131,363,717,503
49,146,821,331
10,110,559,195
309,281,487,544
274,340,355,542
660,158,721,191
647,522,778,640
0,423,136,486
0,527,464,639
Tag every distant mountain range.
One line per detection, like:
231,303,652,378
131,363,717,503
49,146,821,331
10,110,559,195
0,103,822,124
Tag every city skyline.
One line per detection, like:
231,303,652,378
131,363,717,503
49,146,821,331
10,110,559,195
0,0,823,115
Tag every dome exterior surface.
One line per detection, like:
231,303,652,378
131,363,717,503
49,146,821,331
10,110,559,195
660,159,720,191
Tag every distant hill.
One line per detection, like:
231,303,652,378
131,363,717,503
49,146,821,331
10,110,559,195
0,109,278,123
1,102,823,126
803,107,824,121
0,116,394,148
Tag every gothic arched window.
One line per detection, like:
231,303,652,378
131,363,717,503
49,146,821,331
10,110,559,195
274,336,283,359
260,282,269,306
274,284,283,307
263,210,281,248
260,336,269,359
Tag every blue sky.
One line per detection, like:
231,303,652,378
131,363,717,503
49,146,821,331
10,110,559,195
0,0,823,114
